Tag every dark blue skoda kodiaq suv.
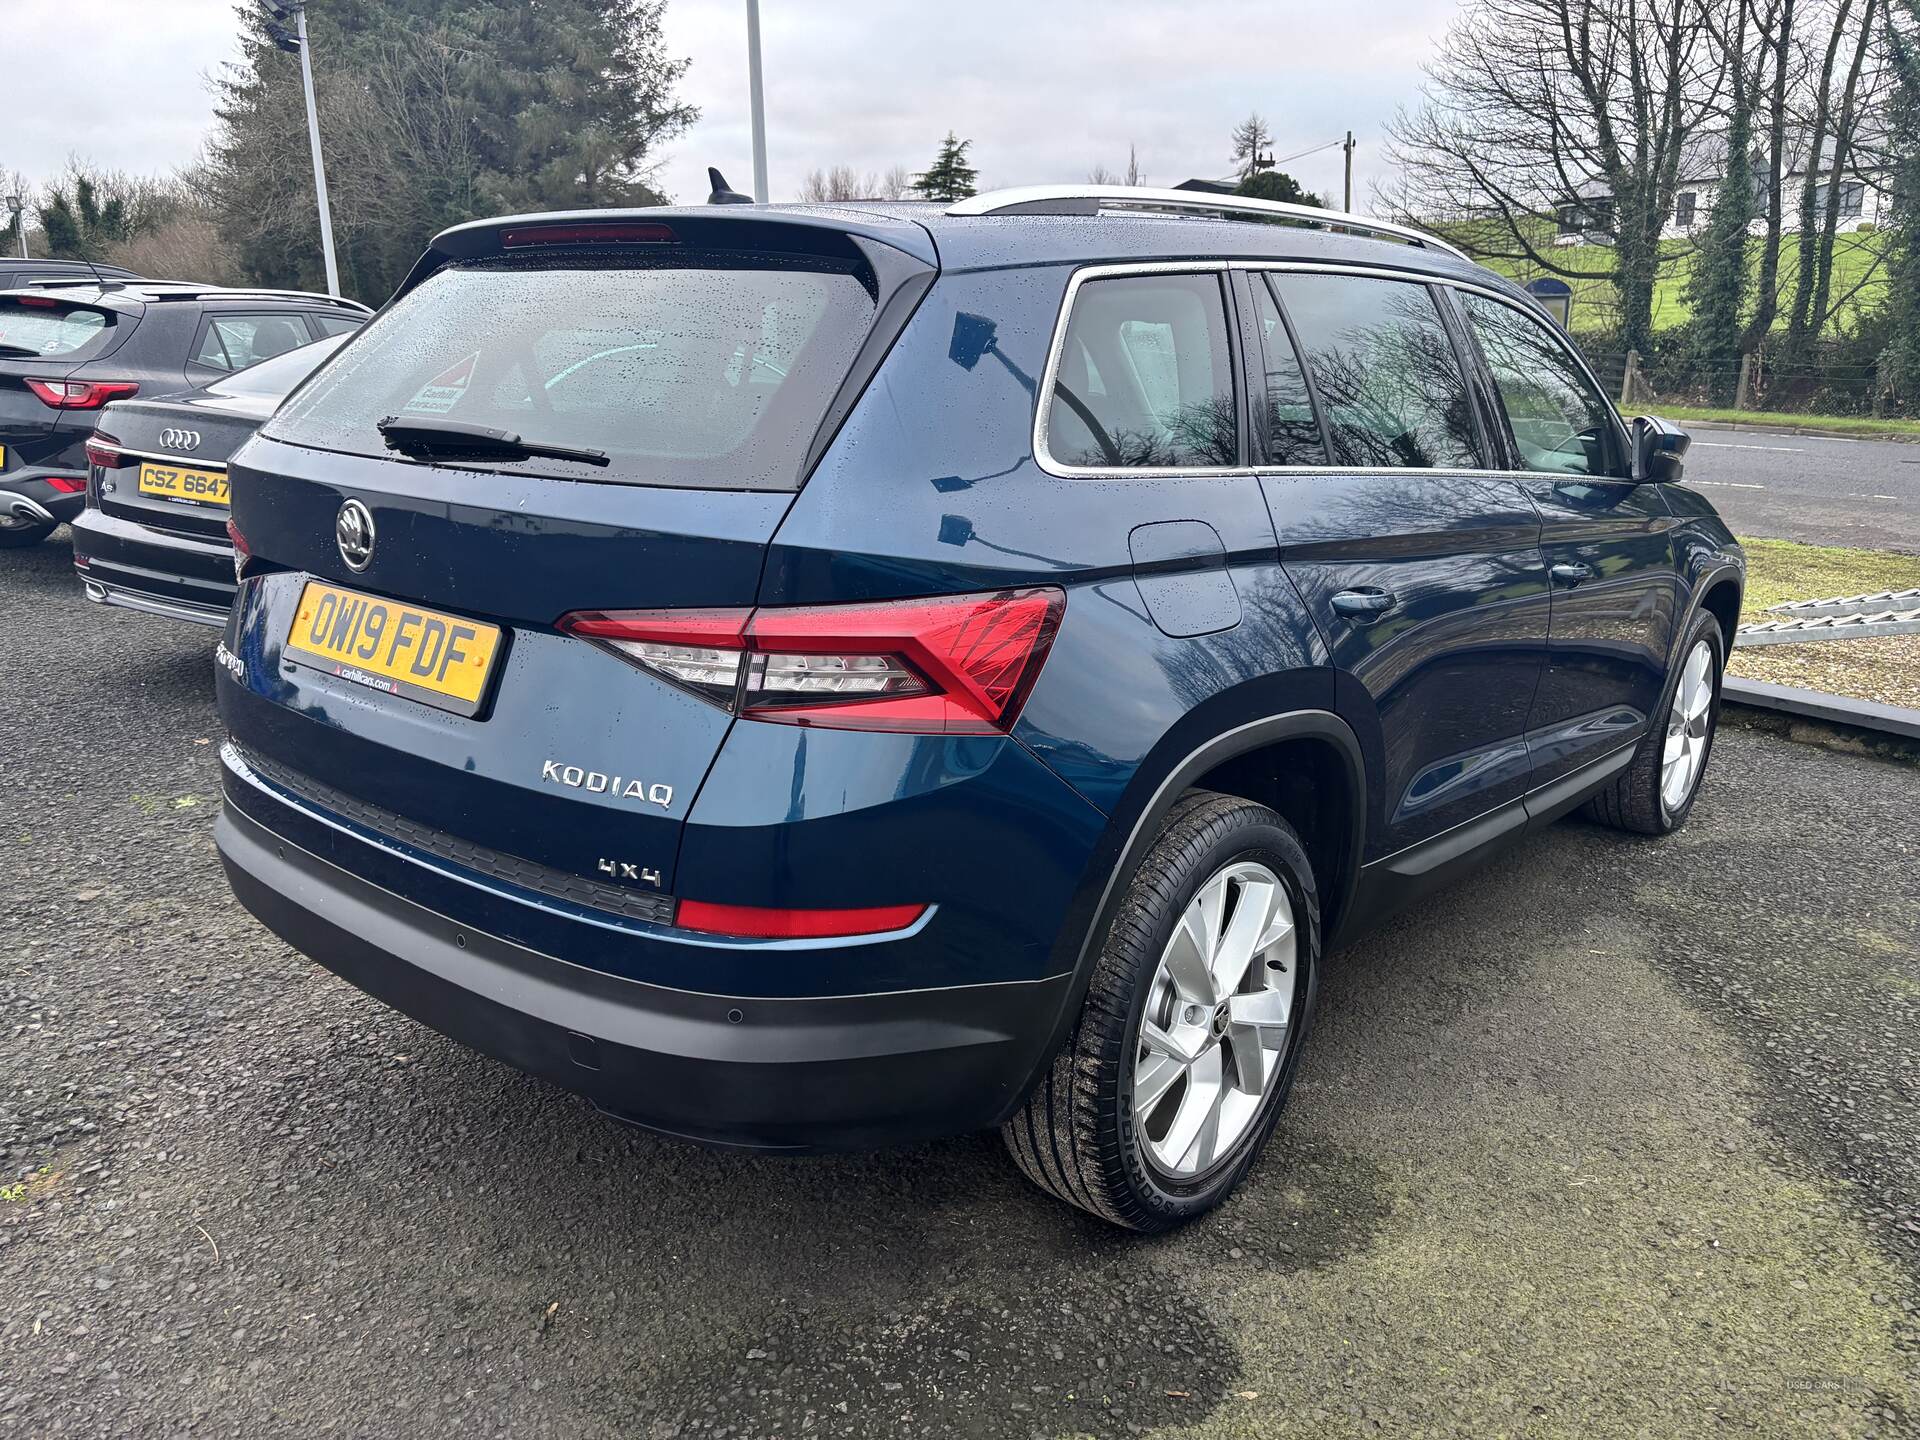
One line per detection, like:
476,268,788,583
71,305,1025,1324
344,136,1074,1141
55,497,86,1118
212,186,1743,1231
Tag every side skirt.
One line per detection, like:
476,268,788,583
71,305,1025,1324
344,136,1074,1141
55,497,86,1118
1334,741,1636,946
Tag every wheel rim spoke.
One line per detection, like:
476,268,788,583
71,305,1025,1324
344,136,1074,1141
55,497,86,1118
1209,877,1275,999
1163,907,1215,1005
1134,1051,1187,1115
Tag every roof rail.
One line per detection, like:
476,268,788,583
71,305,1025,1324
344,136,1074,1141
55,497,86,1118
131,285,373,313
945,185,1470,262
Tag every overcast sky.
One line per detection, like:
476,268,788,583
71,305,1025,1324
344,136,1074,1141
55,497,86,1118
4,0,1461,212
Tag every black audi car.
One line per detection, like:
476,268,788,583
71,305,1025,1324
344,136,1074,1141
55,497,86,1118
72,334,349,625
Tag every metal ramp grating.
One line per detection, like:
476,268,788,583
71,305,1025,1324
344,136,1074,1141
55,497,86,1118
1736,588,1920,646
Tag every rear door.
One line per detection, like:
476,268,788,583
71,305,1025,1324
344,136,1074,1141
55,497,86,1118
223,226,925,897
1449,290,1681,786
1252,268,1552,861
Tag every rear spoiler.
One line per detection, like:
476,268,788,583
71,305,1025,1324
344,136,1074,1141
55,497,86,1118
390,207,940,307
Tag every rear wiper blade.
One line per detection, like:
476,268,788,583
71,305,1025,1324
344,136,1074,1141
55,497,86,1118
375,415,609,468
0,344,42,358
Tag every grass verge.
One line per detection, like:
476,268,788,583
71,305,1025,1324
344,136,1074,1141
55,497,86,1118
1730,537,1920,710
1663,405,1920,439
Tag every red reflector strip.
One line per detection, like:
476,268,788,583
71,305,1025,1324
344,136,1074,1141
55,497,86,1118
45,475,87,494
500,222,677,247
675,899,926,940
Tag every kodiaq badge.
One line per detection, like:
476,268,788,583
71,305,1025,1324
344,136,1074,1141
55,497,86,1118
541,760,672,811
159,428,201,451
335,498,375,571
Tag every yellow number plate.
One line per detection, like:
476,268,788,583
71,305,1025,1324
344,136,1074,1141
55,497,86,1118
139,462,230,507
284,580,502,716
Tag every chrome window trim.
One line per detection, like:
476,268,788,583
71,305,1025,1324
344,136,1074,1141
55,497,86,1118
1034,258,1617,483
1032,261,1251,480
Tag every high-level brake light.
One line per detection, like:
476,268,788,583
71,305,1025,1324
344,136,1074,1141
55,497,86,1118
558,588,1064,735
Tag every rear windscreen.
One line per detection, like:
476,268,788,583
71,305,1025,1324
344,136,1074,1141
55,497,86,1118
0,299,116,361
263,256,878,490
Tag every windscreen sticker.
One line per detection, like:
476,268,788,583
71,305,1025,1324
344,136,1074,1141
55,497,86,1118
403,351,480,415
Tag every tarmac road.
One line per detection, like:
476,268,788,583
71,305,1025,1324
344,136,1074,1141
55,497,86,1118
2,531,1917,1438
1679,426,1920,554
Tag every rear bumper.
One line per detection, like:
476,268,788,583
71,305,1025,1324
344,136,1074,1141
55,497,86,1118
216,782,1073,1153
70,505,234,625
0,471,85,524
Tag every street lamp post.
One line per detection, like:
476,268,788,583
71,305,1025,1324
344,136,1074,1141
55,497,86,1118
4,196,25,260
260,0,340,296
745,0,768,203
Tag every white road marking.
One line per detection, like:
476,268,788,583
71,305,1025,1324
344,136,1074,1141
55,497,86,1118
1692,441,1805,453
1690,480,1767,490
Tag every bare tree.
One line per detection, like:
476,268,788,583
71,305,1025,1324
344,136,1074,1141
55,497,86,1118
800,164,900,202
1090,145,1146,186
1382,0,1731,356
1230,114,1272,179
1780,0,1887,361
879,163,913,200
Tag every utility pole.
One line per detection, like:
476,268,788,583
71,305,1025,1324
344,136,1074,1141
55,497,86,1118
745,0,769,203
260,1,339,296
1342,131,1355,212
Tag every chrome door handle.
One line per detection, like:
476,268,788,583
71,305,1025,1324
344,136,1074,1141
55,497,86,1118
1331,588,1395,621
1551,562,1593,587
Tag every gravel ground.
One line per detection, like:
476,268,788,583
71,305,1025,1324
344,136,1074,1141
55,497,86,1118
1730,635,1920,710
3,529,1918,1438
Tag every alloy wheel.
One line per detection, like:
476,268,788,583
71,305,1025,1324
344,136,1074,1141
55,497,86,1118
1660,637,1715,815
1132,861,1298,1179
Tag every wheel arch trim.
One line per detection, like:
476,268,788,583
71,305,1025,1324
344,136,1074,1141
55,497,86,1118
1015,709,1365,1115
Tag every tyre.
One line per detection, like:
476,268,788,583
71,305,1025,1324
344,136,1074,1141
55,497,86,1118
1005,790,1320,1232
1584,608,1725,836
0,515,56,548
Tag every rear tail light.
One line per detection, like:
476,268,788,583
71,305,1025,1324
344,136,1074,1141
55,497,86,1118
225,516,252,582
675,899,926,939
559,588,1064,735
85,434,130,469
25,378,138,410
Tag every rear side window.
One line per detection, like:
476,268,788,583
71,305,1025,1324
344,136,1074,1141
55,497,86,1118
1269,273,1483,470
0,298,116,361
265,257,878,490
1458,293,1621,476
202,334,345,402
194,312,315,372
1044,272,1237,470
311,314,362,338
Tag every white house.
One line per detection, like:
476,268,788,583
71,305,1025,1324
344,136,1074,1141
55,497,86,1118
1553,132,1892,246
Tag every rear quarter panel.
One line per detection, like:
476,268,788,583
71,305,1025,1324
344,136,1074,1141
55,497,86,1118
762,260,1333,971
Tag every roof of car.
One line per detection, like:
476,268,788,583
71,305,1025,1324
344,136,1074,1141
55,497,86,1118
428,188,1524,305
3,257,138,276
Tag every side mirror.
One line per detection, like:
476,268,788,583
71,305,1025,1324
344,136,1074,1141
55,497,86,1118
1630,414,1690,484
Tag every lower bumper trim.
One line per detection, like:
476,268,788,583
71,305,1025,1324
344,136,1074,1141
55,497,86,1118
216,801,1066,1151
